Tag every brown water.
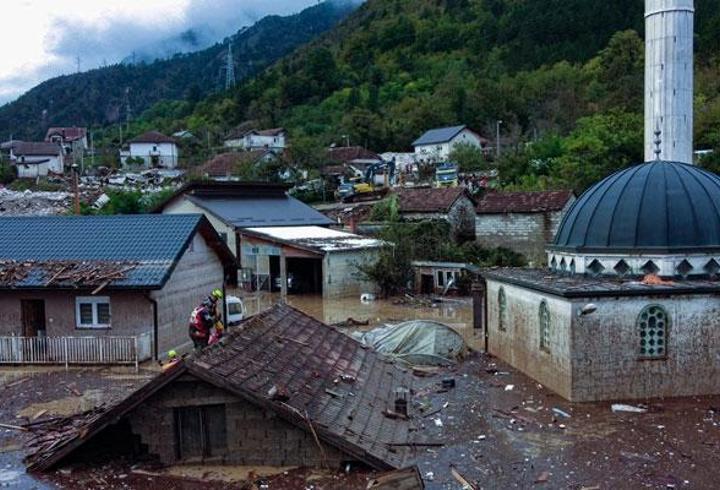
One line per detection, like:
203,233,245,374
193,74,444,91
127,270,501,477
230,292,482,350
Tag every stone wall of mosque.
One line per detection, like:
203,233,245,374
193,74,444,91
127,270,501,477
569,293,720,402
485,279,574,399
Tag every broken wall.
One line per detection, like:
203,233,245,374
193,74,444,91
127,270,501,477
126,374,350,467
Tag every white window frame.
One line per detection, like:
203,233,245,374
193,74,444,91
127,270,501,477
75,296,111,329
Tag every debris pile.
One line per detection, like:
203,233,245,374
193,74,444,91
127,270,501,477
0,189,71,215
0,260,137,292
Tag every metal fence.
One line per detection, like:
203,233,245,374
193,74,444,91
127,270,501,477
0,333,152,371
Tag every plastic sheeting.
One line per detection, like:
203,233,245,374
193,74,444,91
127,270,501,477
353,320,467,366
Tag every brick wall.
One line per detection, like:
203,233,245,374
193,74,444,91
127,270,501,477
127,374,349,467
476,211,564,265
324,249,380,299
485,279,574,399
569,294,720,402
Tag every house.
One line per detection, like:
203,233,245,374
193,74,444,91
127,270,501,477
196,150,277,181
9,142,65,177
26,304,416,472
239,226,383,298
224,128,287,152
154,181,333,263
475,190,575,265
396,187,477,241
327,146,383,179
125,131,179,168
45,127,88,162
0,214,235,361
412,261,479,296
412,125,488,163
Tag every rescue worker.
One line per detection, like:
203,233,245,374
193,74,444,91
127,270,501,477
189,289,223,350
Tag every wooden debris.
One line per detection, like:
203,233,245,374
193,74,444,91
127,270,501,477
450,465,478,490
0,260,137,290
0,422,29,431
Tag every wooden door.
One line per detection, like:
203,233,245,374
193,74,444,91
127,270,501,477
21,300,46,337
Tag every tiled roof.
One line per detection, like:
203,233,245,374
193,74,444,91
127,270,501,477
0,214,227,289
397,187,470,213
327,146,382,164
12,142,62,157
476,190,574,214
198,150,272,177
128,131,176,144
250,128,286,137
45,127,87,142
412,125,467,146
26,304,419,471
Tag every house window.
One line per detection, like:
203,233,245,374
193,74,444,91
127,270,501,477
219,232,228,243
638,305,669,359
75,297,111,329
498,288,507,332
174,404,227,460
437,271,445,287
539,301,550,352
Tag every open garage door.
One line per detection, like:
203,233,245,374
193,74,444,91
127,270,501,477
286,257,323,295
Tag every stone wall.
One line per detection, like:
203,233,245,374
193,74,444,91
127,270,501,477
402,196,477,242
127,374,349,467
569,294,720,402
485,280,574,399
323,249,379,299
150,232,225,355
476,211,564,265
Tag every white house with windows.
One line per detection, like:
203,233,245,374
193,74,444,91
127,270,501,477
125,131,180,168
224,128,287,152
412,125,488,163
9,141,64,177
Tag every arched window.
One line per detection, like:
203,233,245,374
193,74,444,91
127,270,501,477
498,288,507,332
638,305,669,359
539,301,550,351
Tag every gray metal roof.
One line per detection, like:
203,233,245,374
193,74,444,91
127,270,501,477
412,125,467,147
552,161,720,253
0,214,208,289
188,195,333,228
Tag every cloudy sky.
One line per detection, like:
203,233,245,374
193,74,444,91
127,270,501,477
0,0,319,105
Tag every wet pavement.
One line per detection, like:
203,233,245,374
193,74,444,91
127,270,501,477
0,297,719,489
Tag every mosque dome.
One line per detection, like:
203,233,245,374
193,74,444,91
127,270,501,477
548,161,720,278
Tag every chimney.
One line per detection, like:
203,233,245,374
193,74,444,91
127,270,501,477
644,0,695,164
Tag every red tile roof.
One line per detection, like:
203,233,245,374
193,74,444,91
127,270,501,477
198,150,271,177
128,131,176,144
327,146,381,164
397,187,471,213
45,127,87,142
476,190,575,214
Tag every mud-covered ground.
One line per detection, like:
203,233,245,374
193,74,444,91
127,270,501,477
0,297,718,489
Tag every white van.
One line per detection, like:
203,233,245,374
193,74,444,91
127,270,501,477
226,296,246,326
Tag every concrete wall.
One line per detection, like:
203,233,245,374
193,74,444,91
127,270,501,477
127,374,349,467
151,232,225,355
485,279,574,399
0,290,153,337
569,294,720,401
163,198,237,258
128,142,178,168
324,249,379,299
476,210,565,265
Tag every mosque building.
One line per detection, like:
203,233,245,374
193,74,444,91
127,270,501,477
481,0,720,402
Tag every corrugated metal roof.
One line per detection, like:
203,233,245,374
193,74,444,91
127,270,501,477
190,195,334,228
245,226,384,252
412,125,467,146
0,214,205,289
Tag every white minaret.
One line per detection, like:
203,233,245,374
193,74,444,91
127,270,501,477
645,0,694,163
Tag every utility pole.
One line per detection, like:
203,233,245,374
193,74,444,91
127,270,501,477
72,164,80,215
76,56,81,73
124,87,132,132
495,120,503,160
225,42,236,90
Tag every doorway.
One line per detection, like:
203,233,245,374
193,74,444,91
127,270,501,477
420,274,434,295
21,300,46,337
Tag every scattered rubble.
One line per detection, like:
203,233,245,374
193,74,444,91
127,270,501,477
0,189,73,215
0,260,137,291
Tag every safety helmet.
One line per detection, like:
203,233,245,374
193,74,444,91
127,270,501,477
211,288,223,300
167,350,178,359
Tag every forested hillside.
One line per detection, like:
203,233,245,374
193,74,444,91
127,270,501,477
0,1,357,139
126,0,720,192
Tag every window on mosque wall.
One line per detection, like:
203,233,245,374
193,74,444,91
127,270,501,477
638,305,669,359
498,288,507,332
539,301,550,352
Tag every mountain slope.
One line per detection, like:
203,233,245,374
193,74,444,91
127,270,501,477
0,0,358,140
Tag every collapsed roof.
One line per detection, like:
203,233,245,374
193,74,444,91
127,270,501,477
26,304,421,472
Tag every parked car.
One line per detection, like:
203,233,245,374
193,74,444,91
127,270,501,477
226,296,246,326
